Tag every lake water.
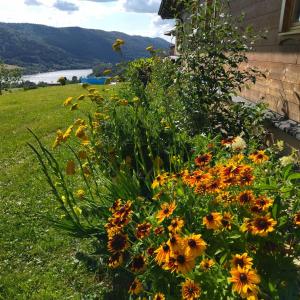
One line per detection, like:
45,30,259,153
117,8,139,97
22,69,93,84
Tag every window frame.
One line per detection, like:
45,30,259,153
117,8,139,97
279,0,300,35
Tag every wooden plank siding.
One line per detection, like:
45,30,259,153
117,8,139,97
229,0,300,122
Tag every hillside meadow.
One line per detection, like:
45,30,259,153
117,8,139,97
0,84,115,299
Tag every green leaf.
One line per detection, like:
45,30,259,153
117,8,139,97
272,203,278,219
287,173,300,181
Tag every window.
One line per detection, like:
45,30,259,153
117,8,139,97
280,0,300,34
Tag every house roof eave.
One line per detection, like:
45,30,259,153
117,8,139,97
158,0,177,19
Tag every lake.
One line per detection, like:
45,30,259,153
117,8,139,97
22,69,93,84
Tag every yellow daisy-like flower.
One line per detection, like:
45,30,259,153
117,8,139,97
136,222,151,239
63,96,73,106
66,160,76,175
107,232,129,254
231,253,253,269
184,234,207,258
199,258,214,271
203,212,223,230
154,243,171,265
131,255,146,273
151,173,168,189
108,252,123,268
128,278,143,295
153,292,165,300
294,211,300,226
173,251,195,274
221,212,233,230
249,150,269,164
181,279,201,300
240,215,277,237
251,196,274,213
229,267,260,298
156,201,176,223
194,153,212,167
251,215,277,236
168,217,185,233
237,190,255,205
167,234,184,253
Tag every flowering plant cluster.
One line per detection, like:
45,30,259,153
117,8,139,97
31,101,300,299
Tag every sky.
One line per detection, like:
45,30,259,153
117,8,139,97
0,0,174,40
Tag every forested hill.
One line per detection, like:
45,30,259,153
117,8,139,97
0,22,170,74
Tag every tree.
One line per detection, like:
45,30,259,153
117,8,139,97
57,76,67,86
0,62,22,95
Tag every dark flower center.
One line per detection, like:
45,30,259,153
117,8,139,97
163,208,170,214
188,239,197,248
221,219,229,226
206,214,214,221
111,234,126,250
240,193,251,203
239,273,248,283
235,258,244,267
177,254,186,264
170,237,177,244
256,219,268,230
163,244,170,252
132,256,144,270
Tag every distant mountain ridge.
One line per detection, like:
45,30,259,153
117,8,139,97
0,22,170,74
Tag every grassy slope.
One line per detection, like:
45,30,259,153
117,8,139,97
0,85,110,299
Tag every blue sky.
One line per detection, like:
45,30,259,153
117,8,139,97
1,0,174,40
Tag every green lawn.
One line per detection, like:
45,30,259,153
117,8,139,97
0,85,111,299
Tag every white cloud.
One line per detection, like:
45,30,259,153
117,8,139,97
123,0,161,13
24,0,42,5
53,0,79,12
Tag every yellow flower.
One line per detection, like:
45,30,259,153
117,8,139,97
231,253,253,269
172,251,195,274
128,278,143,295
156,201,176,223
153,292,165,300
154,243,171,265
183,234,207,258
62,125,73,140
75,189,85,199
52,129,64,148
168,217,184,233
63,96,73,106
151,173,168,189
107,232,129,254
130,255,146,273
229,267,260,298
74,118,86,126
249,150,269,164
294,211,300,226
66,160,75,175
240,214,277,237
203,212,222,230
108,252,123,268
181,279,201,300
77,94,85,100
199,258,215,271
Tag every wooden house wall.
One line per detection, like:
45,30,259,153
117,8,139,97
229,0,300,122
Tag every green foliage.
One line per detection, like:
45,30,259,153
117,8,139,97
0,61,22,94
173,0,265,137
